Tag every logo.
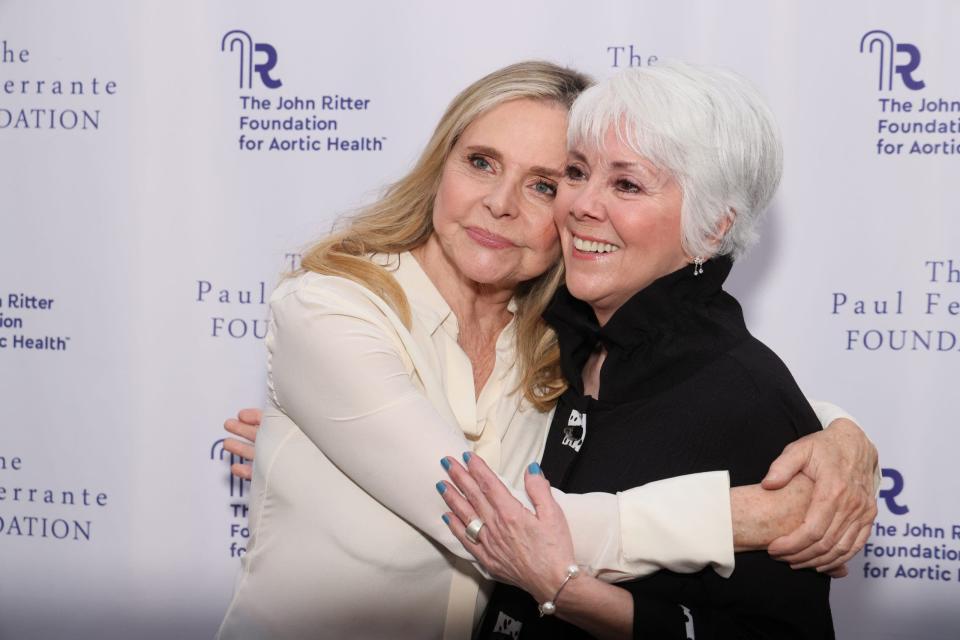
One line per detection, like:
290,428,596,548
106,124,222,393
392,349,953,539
491,611,522,639
562,409,587,453
879,467,909,515
217,32,385,154
859,30,925,91
221,30,282,90
861,467,958,586
856,31,960,158
211,438,252,558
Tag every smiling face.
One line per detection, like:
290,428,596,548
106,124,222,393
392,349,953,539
556,126,690,325
429,98,568,291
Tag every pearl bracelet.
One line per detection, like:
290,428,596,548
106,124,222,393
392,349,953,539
537,564,581,616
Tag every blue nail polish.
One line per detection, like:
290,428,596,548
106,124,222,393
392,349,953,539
442,514,451,525
462,451,472,464
436,481,446,495
528,462,542,475
441,457,451,471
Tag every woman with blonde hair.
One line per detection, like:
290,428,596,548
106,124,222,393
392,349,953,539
218,60,876,639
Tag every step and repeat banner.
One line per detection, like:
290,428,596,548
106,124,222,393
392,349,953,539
1,1,957,638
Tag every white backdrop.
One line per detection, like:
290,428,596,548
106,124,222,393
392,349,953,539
1,1,958,638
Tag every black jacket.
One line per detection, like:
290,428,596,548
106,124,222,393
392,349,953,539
477,257,833,640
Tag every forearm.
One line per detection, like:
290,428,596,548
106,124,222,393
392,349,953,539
588,401,861,575
274,282,629,568
551,576,686,640
730,479,811,551
731,400,870,552
552,419,849,574
553,576,633,640
292,280,748,576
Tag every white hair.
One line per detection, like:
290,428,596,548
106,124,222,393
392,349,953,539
567,61,783,260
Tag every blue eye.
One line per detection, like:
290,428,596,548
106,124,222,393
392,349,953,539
533,180,557,197
469,155,492,171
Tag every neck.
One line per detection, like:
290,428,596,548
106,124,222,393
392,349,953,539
588,258,696,327
412,235,515,332
588,290,636,328
412,235,515,398
591,303,618,328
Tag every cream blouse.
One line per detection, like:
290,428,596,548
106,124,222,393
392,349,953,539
217,252,850,640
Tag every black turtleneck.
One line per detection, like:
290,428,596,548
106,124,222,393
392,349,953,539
477,258,833,640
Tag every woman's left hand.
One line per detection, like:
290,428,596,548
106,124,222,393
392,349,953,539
761,418,879,572
223,408,262,480
439,454,576,603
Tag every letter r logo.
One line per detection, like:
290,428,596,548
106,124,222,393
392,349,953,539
221,30,283,90
253,43,282,89
893,43,925,90
879,468,909,515
859,31,925,91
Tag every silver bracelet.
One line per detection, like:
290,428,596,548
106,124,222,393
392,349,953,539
537,564,581,616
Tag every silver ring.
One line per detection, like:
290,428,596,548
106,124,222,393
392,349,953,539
465,518,485,544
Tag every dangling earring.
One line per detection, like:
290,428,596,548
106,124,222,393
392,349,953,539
693,257,704,276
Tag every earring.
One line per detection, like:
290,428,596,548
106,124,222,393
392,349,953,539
693,257,704,276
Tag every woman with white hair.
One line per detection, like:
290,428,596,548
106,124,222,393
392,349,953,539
440,62,840,638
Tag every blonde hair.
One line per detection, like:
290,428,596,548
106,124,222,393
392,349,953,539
299,61,591,410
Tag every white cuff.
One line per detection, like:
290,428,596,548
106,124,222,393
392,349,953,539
617,470,734,579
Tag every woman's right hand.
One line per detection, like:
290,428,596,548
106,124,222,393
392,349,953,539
223,408,262,480
761,418,878,574
439,453,577,604
731,474,848,577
